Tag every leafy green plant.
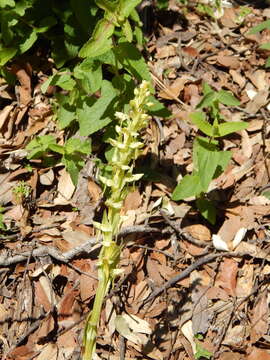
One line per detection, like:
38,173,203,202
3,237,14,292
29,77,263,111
235,6,251,25
248,20,270,68
172,83,248,224
83,81,151,359
26,135,91,185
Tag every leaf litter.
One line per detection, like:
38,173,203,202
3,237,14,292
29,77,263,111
0,1,270,359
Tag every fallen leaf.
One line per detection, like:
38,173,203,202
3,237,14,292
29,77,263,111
54,168,75,205
247,348,270,360
250,290,268,343
216,258,238,296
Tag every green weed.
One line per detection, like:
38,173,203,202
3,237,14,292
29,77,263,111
172,83,248,224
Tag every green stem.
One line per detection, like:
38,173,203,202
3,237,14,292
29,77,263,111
83,266,111,360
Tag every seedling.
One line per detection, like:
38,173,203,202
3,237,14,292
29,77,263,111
12,181,32,205
194,334,213,359
172,83,248,224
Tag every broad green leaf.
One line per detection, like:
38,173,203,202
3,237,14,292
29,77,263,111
62,154,84,186
64,138,91,155
259,42,270,50
79,18,114,58
55,74,76,91
114,42,152,83
122,19,133,42
196,91,216,109
96,0,118,13
172,174,203,200
196,198,216,225
57,102,77,129
48,144,65,154
214,150,231,178
77,80,118,136
202,82,213,96
194,137,220,191
0,47,17,66
217,121,248,137
119,0,141,17
0,0,14,7
148,95,171,117
19,30,37,53
26,135,56,159
217,90,240,106
248,19,270,34
190,112,214,137
74,59,102,94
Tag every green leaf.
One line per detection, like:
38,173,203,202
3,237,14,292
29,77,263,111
77,80,118,136
266,56,270,68
114,42,152,83
196,91,216,109
26,135,56,159
196,198,216,225
202,82,213,96
190,112,214,137
79,18,114,58
259,42,270,50
119,0,141,17
48,144,65,154
62,155,82,186
217,90,240,106
55,74,76,91
19,30,38,53
0,47,17,66
74,59,102,94
0,0,15,7
64,138,91,155
57,101,77,130
262,190,270,200
122,19,133,42
96,0,118,14
172,174,203,200
248,19,270,34
148,96,171,117
217,121,248,137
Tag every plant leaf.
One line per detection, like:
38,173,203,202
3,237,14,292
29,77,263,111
196,198,216,225
217,121,248,137
77,80,118,136
217,90,240,106
196,91,216,109
172,174,203,200
259,42,270,50
114,42,152,83
79,18,114,58
248,19,270,34
190,112,214,137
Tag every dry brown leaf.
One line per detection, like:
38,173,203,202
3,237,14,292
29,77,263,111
247,348,270,360
216,258,238,296
192,285,211,334
87,179,102,204
250,290,268,343
11,64,32,105
156,45,176,58
236,263,254,298
217,55,240,69
54,168,75,205
245,90,268,114
123,189,142,212
159,77,190,99
184,223,211,242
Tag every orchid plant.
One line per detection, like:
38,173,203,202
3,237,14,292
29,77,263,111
83,81,152,359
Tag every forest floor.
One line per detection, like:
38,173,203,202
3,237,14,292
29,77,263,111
0,2,270,360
